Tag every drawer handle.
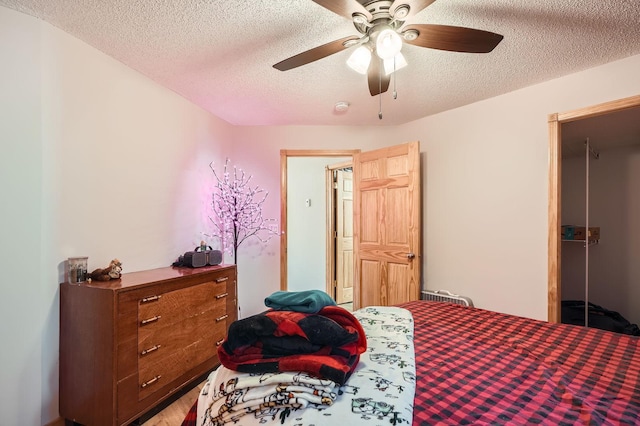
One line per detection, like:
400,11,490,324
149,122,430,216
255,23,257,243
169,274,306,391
141,344,161,356
215,276,229,283
140,375,161,389
216,314,229,322
141,295,162,303
140,315,161,325
215,292,229,299
216,339,224,347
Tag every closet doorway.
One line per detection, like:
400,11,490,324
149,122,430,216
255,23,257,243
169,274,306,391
548,94,640,323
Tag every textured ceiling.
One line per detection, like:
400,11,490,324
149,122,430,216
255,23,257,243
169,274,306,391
2,0,640,126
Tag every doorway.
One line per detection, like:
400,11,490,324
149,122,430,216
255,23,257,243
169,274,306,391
279,150,359,298
281,142,422,311
547,94,640,323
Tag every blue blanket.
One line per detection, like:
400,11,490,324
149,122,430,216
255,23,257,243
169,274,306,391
264,290,336,313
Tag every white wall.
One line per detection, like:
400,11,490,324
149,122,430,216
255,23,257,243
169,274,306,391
286,157,350,293
1,6,235,425
562,144,640,326
287,157,327,292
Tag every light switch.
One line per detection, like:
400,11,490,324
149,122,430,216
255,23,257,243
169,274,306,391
305,198,311,207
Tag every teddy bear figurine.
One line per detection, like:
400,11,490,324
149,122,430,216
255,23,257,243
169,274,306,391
89,258,123,282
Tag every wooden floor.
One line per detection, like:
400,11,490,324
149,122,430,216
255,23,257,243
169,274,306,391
141,381,203,426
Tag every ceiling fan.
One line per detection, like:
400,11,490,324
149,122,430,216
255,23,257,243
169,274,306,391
273,0,504,97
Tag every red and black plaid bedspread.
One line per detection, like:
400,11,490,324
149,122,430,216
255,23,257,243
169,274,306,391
400,300,640,425
182,301,640,425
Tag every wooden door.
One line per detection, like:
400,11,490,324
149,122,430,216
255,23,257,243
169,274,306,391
335,169,353,304
353,141,421,309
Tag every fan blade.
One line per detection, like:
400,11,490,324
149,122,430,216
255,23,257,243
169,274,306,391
390,0,436,20
402,24,503,53
311,0,372,20
368,57,390,96
273,36,360,71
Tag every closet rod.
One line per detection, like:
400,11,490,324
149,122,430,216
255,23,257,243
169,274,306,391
586,140,600,159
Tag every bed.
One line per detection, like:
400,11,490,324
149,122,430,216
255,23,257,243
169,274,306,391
182,300,640,425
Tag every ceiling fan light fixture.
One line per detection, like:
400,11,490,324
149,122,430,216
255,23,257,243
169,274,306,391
376,28,402,60
394,5,410,20
402,29,419,41
384,52,408,75
352,13,368,25
346,45,372,75
342,39,359,48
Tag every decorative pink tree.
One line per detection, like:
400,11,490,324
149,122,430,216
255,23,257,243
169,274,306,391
208,159,276,264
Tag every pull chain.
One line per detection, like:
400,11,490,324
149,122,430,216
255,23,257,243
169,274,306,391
393,56,398,99
378,62,383,119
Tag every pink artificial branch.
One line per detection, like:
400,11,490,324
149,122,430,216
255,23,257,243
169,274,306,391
207,159,276,264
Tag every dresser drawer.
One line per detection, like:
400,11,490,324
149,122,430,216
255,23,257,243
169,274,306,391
138,277,231,324
137,319,227,399
115,280,231,381
137,306,229,369
137,283,230,341
133,269,234,401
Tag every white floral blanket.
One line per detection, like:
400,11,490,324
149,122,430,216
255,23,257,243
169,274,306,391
196,306,415,425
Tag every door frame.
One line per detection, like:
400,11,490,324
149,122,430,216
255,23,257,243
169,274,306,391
547,94,640,322
280,150,360,292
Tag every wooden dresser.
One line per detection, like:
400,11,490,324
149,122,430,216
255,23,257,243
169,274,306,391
59,265,237,426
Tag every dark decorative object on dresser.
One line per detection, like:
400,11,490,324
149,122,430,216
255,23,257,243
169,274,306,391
59,264,237,426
